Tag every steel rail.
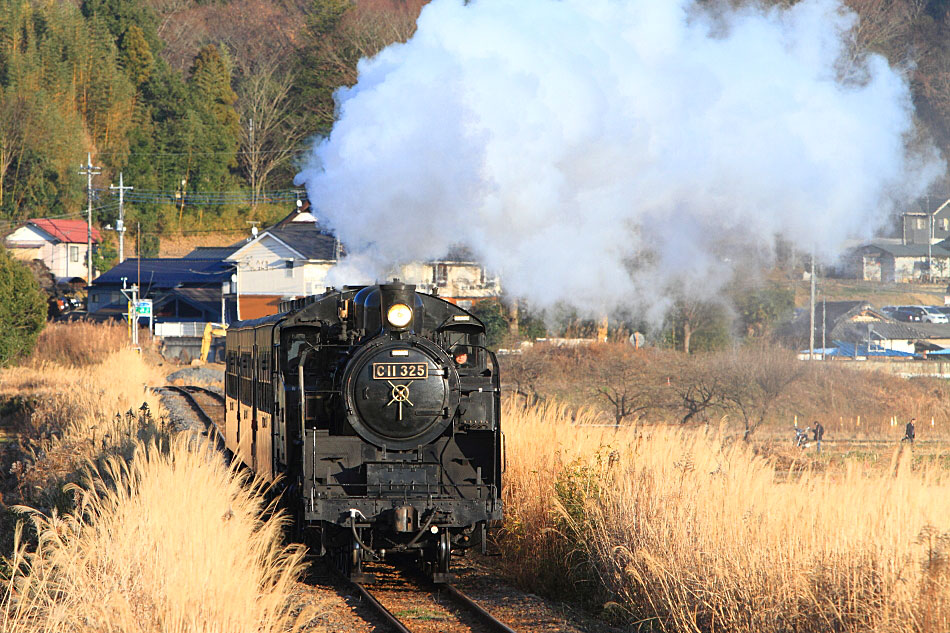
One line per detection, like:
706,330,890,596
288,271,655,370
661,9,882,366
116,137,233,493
156,385,222,436
346,561,520,633
439,584,518,633
181,385,225,404
350,581,413,633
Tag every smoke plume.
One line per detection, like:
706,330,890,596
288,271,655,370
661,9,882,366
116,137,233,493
295,0,943,316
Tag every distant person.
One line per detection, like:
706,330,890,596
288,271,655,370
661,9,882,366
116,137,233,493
903,418,916,444
812,420,824,453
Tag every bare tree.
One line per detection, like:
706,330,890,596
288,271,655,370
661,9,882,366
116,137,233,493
236,58,308,206
298,0,422,128
717,347,804,440
503,350,546,406
668,355,725,424
592,348,662,425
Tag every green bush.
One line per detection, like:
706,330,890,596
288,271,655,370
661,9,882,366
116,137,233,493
469,299,510,349
0,245,47,365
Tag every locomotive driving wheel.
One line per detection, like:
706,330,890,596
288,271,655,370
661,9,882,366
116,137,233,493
431,530,454,583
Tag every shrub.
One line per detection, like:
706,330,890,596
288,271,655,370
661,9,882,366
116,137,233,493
469,299,510,348
0,245,47,366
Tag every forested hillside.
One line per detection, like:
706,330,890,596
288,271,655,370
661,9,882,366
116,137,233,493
0,0,946,264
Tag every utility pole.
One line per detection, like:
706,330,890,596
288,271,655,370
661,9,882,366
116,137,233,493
110,172,133,262
929,212,934,282
78,153,101,283
249,118,256,208
809,253,816,361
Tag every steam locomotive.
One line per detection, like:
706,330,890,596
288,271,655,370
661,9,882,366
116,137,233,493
223,281,502,581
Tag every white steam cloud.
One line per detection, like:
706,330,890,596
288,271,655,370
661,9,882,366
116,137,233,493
295,0,943,316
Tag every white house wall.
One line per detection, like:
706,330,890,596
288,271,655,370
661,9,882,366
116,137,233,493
238,262,335,296
879,339,916,355
230,236,301,270
892,255,949,283
5,224,49,246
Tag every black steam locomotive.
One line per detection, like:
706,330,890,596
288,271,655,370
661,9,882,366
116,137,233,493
223,281,502,580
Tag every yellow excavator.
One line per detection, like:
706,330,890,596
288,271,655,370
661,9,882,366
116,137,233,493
199,322,228,363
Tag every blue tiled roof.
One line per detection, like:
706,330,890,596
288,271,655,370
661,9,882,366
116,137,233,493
92,258,234,288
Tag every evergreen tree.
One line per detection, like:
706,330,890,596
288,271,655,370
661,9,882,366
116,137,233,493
121,24,153,87
0,244,47,365
294,0,355,134
80,0,160,54
187,44,240,190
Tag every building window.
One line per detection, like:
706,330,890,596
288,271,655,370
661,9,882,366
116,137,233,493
942,218,949,232
916,218,926,230
70,245,80,262
433,263,448,287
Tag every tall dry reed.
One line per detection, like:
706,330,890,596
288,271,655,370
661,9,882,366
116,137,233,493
501,399,950,632
2,348,166,503
29,321,128,367
1,434,309,633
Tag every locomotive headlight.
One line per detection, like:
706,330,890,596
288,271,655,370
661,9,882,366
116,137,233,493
386,303,413,328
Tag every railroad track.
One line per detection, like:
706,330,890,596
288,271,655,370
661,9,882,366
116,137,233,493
348,561,518,633
155,385,518,632
154,385,224,436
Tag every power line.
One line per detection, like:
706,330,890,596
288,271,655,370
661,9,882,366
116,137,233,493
140,227,252,235
92,147,314,158
92,187,306,207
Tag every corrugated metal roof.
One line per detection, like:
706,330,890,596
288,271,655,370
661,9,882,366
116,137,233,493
92,258,233,288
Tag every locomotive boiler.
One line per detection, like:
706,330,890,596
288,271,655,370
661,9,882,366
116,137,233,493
223,281,503,580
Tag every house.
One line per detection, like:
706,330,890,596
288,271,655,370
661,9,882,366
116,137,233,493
3,219,101,281
851,240,950,282
788,301,950,357
206,205,501,319
398,246,502,309
223,208,340,318
902,198,950,245
87,258,237,323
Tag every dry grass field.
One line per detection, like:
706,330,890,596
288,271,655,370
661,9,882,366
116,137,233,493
1,436,309,633
6,323,950,633
1,330,166,505
1,323,311,633
499,399,950,633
